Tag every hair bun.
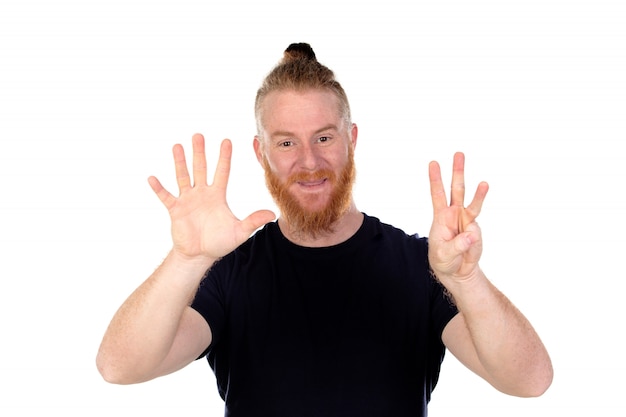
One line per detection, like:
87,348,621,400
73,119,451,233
283,43,316,61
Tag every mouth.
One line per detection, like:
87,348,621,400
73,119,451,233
297,178,328,188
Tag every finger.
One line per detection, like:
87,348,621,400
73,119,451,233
435,231,475,266
465,181,489,222
240,209,277,235
429,160,448,212
172,143,191,191
192,133,208,186
148,176,177,210
212,139,232,191
450,152,466,207
451,231,476,257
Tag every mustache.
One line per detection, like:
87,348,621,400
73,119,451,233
288,169,336,184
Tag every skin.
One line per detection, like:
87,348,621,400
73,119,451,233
430,153,553,396
96,89,553,398
253,89,362,247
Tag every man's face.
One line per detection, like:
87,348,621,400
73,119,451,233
254,89,358,236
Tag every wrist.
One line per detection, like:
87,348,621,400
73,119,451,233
432,267,486,300
161,250,217,288
168,248,217,268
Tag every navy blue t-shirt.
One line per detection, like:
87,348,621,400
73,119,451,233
191,214,458,417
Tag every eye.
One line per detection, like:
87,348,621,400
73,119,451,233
279,140,294,147
317,136,331,143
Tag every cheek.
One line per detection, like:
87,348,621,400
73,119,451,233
263,155,291,179
328,151,350,170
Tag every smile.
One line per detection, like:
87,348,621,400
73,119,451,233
296,178,328,188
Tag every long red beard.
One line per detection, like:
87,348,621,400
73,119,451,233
263,149,356,238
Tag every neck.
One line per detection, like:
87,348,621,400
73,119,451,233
278,202,363,248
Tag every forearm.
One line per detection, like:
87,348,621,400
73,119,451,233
96,250,214,384
442,268,553,397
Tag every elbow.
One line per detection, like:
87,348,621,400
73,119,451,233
524,354,554,398
96,355,124,385
499,360,554,398
525,363,554,398
96,350,139,385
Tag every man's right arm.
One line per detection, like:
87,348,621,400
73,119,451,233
96,250,214,384
96,134,275,384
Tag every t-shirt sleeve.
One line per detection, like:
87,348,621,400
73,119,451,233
190,257,231,358
419,235,459,339
429,273,459,339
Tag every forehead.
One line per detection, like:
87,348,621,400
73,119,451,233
260,89,344,135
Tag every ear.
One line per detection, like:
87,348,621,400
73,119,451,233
253,135,264,165
350,123,358,149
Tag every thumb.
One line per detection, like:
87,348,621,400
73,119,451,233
241,210,276,234
452,231,475,254
430,232,472,266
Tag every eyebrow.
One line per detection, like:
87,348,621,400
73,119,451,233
270,124,339,139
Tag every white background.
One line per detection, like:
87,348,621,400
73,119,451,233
1,0,624,415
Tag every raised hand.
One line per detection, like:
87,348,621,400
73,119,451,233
427,152,489,282
148,134,276,262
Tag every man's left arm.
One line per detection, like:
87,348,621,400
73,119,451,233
440,268,553,397
427,152,553,397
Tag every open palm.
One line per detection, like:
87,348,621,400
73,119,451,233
148,134,275,261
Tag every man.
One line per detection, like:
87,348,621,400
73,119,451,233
97,43,553,416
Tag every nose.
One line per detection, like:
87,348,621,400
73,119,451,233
298,143,320,171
